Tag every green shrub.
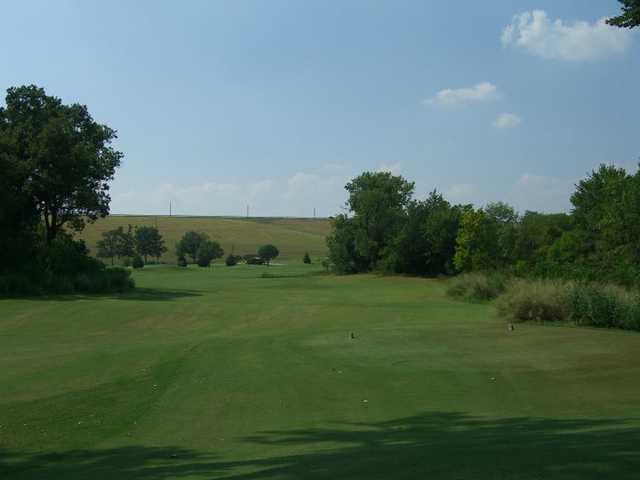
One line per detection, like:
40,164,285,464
196,240,223,267
177,255,188,267
447,272,509,302
225,254,238,267
132,255,144,269
496,278,640,331
0,273,41,296
497,279,571,323
0,266,134,297
303,252,311,264
568,283,640,330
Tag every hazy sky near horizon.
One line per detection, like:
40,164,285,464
2,0,639,217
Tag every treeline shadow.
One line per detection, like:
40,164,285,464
5,288,202,303
2,412,640,479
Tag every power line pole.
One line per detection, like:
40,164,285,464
169,201,172,217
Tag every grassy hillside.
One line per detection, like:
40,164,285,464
2,265,640,479
77,215,331,262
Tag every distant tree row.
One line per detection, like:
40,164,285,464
173,231,281,268
327,165,640,286
97,225,167,267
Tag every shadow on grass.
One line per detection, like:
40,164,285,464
9,288,203,302
259,273,316,279
2,412,640,479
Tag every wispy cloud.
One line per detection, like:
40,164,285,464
501,10,632,61
493,113,522,129
510,173,573,212
424,82,498,106
110,164,353,218
444,183,479,204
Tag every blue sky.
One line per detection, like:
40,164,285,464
2,0,638,217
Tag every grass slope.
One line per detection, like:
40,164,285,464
2,265,640,479
78,216,331,262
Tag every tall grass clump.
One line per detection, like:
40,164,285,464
568,283,640,331
446,272,509,302
496,279,571,323
496,278,640,331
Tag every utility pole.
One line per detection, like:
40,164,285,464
169,201,172,217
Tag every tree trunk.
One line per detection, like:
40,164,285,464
43,206,51,245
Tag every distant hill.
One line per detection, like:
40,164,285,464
78,215,331,262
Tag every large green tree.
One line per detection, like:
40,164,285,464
196,240,224,267
484,201,519,266
567,164,640,283
382,191,462,276
341,171,414,270
453,208,500,272
608,0,640,28
135,226,167,263
177,231,209,264
258,244,279,266
96,225,136,265
0,85,123,244
326,214,367,274
0,140,39,272
96,228,122,265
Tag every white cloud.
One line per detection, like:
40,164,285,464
493,113,522,129
424,82,498,106
440,174,574,213
501,10,632,61
444,183,479,204
510,173,573,212
110,164,353,218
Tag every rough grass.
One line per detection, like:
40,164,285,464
77,215,331,262
2,265,640,479
497,278,640,331
446,272,509,302
496,278,571,323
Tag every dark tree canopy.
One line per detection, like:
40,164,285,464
258,244,280,265
344,171,415,270
135,226,167,263
196,240,224,267
383,191,463,276
607,0,640,28
0,85,123,244
177,231,209,263
96,228,122,265
96,225,136,265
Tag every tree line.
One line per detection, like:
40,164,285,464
327,164,640,287
97,225,167,266
96,226,283,269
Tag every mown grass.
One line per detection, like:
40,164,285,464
2,264,640,479
77,215,331,262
